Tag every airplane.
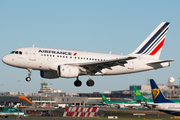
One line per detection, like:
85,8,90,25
147,79,180,116
133,86,180,104
2,22,174,87
0,107,24,118
101,93,141,108
133,86,154,104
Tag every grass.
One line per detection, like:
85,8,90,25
0,110,176,120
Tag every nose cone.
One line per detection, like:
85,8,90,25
2,55,10,65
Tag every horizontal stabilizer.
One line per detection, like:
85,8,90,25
146,60,174,65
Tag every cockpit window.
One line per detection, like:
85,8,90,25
15,51,18,54
10,51,15,54
10,51,22,55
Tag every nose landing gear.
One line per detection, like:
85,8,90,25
26,68,32,82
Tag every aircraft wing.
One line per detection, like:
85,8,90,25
67,56,136,73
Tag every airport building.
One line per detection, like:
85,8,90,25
1,79,180,108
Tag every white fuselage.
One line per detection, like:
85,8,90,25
2,47,170,77
0,112,24,116
3,47,169,75
155,103,180,113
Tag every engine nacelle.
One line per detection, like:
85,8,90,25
40,70,59,79
58,65,79,78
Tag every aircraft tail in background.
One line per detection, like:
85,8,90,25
150,79,173,103
101,93,109,102
133,86,146,101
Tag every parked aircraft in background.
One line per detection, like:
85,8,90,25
2,22,173,87
0,95,31,118
0,107,24,118
133,86,154,105
133,86,180,104
147,79,180,116
101,93,141,108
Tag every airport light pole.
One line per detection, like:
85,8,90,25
179,77,180,98
0,84,3,92
17,80,20,120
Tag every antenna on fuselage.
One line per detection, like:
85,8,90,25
32,44,35,47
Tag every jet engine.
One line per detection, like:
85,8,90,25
40,70,59,79
58,65,79,78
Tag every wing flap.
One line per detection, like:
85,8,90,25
66,56,136,73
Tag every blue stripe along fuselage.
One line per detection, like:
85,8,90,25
136,22,169,54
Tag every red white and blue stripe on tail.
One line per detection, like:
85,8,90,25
132,22,170,59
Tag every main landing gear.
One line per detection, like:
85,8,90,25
26,68,32,82
74,77,82,87
74,76,94,87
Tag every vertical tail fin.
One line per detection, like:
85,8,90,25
101,93,109,102
131,22,170,60
133,86,146,100
150,79,173,103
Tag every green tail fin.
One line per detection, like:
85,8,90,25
101,93,109,102
133,86,146,100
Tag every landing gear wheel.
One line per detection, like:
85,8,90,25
26,68,32,82
26,77,31,82
86,80,94,87
74,80,82,87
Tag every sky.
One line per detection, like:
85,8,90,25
0,1,180,94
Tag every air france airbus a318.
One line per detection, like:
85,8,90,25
2,22,174,87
